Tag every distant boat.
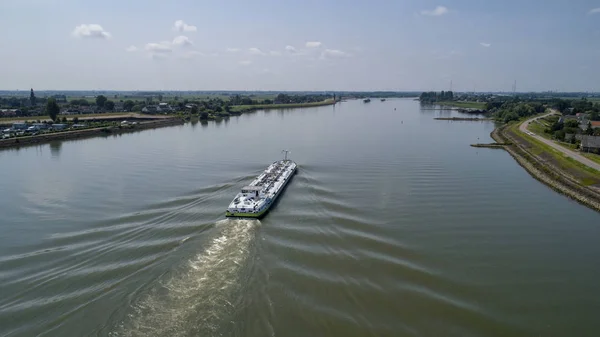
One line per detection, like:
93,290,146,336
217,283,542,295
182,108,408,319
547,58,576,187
380,98,386,102
363,98,371,103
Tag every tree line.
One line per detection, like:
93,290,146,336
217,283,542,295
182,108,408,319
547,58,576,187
419,91,454,103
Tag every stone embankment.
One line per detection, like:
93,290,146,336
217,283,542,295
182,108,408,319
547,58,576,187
492,125,600,212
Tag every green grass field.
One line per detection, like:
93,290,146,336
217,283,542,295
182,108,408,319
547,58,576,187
583,153,600,165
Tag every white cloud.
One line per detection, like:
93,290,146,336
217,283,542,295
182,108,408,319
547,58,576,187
239,60,252,65
269,50,281,56
306,41,322,48
589,8,600,14
480,42,491,47
320,49,350,59
182,51,204,59
285,45,297,53
226,48,240,52
125,45,138,52
248,47,266,55
421,6,449,16
588,7,600,14
172,35,193,47
145,41,172,53
173,20,197,32
71,24,111,39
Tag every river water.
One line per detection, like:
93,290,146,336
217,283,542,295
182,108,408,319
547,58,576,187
1,98,600,337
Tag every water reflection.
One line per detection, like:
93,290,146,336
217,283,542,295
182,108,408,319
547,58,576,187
49,141,62,158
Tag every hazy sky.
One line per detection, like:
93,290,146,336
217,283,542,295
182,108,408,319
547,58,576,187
1,0,599,92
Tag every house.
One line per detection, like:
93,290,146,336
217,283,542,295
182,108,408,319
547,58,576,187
52,124,67,130
12,122,29,130
580,135,600,153
158,102,173,112
142,105,158,113
591,121,600,129
61,108,81,115
0,109,20,117
114,102,124,112
32,123,50,130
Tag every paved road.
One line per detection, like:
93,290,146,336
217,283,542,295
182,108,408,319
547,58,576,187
520,112,600,172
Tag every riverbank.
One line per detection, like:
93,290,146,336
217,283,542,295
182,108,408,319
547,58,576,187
435,117,492,121
0,113,161,124
0,100,339,150
492,121,600,212
229,99,337,113
0,117,184,150
433,101,487,109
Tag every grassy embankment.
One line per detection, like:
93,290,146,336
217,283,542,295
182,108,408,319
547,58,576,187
435,101,487,109
229,99,336,113
507,120,600,186
526,115,578,150
526,114,600,162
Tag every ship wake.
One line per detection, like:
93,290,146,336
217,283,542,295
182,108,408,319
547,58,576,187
110,219,261,337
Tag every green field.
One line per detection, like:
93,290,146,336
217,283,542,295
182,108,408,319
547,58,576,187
583,153,600,165
436,101,487,109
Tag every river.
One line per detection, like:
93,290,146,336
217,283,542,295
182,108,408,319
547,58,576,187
1,98,600,337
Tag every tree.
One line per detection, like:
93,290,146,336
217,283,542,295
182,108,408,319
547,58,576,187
73,117,79,124
587,122,594,135
199,111,208,120
96,95,107,108
46,98,60,122
191,105,198,115
565,119,579,128
104,101,115,111
123,100,135,111
158,94,163,102
30,88,36,106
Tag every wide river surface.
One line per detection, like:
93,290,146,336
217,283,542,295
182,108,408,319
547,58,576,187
1,98,600,337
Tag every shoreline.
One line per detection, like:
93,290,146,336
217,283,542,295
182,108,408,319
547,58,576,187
0,118,185,150
0,100,338,151
435,117,492,121
229,99,337,113
491,123,600,212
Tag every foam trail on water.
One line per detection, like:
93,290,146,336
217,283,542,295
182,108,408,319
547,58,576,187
110,219,260,337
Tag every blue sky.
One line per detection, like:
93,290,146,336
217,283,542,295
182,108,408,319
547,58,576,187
1,0,599,92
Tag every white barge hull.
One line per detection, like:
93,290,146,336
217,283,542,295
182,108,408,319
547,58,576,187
226,159,297,218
